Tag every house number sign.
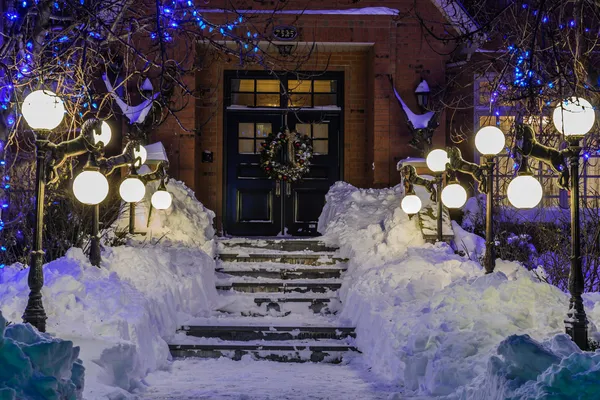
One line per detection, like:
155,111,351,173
273,26,298,41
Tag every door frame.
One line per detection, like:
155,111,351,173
222,70,345,236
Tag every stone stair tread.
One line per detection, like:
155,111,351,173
220,252,342,258
218,238,338,253
169,335,354,347
216,262,347,271
179,325,355,332
216,277,343,285
168,343,358,352
182,314,343,327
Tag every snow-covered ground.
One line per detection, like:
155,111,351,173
141,357,402,400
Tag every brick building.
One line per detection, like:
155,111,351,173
151,0,474,236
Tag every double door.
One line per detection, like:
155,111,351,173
225,112,341,236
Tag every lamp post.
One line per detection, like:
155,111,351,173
125,145,147,234
415,79,430,111
21,90,65,332
474,126,506,274
426,149,449,241
508,97,595,350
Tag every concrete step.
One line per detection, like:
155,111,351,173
216,267,345,280
219,238,338,253
177,325,356,341
218,253,347,266
168,343,359,363
216,282,341,294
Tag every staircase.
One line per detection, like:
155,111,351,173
168,238,358,363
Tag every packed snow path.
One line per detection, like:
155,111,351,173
142,357,404,399
168,238,359,362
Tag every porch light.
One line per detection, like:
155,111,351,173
415,79,430,109
22,90,65,130
94,121,112,146
475,126,505,156
119,177,146,203
441,183,467,208
401,194,422,215
552,97,595,137
133,145,148,165
426,149,449,173
73,170,109,205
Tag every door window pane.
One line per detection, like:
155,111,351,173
256,80,280,92
256,123,272,137
313,140,328,155
313,124,328,138
238,123,254,138
296,124,311,136
239,139,255,154
257,94,280,107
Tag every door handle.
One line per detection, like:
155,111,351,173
276,180,281,197
286,181,291,197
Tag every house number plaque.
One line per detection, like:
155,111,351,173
273,26,298,41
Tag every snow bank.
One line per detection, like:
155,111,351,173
318,181,595,398
0,246,218,398
0,311,84,400
115,179,216,256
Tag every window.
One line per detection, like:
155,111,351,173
474,77,600,207
238,122,272,154
229,76,339,108
296,123,329,155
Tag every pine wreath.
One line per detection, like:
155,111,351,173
260,130,313,181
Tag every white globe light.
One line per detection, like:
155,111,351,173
22,90,65,130
119,177,146,203
553,97,595,137
151,190,173,210
507,175,543,209
441,183,468,208
94,121,112,146
401,194,422,215
133,145,147,165
426,149,449,173
475,126,506,156
73,170,109,205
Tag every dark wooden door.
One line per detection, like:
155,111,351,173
225,113,284,236
285,113,341,235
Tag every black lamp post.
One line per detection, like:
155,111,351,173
21,91,103,332
426,149,450,241
510,96,596,350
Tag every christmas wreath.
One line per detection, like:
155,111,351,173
260,130,313,181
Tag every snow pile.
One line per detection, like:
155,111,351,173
318,182,592,398
0,311,84,400
0,246,218,398
459,333,600,400
115,179,216,255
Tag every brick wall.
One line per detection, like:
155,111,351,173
151,0,453,230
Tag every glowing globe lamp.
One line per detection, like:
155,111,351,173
553,97,595,137
441,183,467,208
507,175,543,209
401,194,422,215
151,189,173,210
134,145,148,165
475,126,505,156
73,170,109,205
22,90,65,130
94,121,112,146
119,177,146,203
426,149,449,173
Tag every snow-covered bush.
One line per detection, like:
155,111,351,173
0,311,84,400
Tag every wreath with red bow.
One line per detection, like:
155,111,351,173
259,130,313,182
